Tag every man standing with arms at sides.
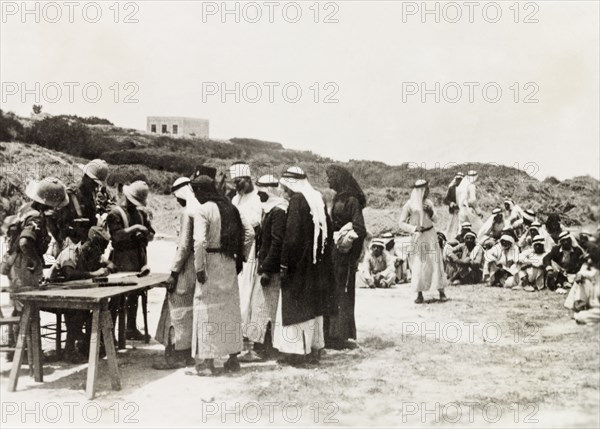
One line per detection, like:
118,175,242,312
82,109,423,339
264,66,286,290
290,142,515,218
229,161,263,362
247,175,288,357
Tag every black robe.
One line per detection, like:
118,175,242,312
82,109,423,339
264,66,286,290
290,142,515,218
257,207,287,274
280,193,332,327
325,194,366,342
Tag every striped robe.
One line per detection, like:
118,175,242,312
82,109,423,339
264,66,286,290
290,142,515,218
155,211,195,350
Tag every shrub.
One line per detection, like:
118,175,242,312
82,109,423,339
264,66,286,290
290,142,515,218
55,114,113,126
544,176,561,185
24,117,91,156
0,110,24,142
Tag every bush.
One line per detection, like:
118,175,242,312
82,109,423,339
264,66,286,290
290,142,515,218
55,114,113,126
0,110,24,142
24,117,91,156
544,176,561,185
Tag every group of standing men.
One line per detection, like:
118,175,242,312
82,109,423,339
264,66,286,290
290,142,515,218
154,162,368,373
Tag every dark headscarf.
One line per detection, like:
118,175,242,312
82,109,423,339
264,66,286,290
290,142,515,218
326,165,367,208
192,175,244,273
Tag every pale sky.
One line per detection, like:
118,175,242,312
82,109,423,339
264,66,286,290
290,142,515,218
1,0,598,180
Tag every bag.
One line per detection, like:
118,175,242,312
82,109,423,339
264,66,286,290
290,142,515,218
0,213,30,275
334,222,359,254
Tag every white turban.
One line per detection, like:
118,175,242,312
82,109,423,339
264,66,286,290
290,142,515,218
229,162,251,179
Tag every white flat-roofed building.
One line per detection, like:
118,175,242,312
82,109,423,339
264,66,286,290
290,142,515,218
146,116,209,138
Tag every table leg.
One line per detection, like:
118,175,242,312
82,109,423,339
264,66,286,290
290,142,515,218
8,305,32,392
118,297,126,350
86,308,101,400
30,305,43,382
26,327,34,377
142,290,149,343
55,312,62,356
101,310,121,391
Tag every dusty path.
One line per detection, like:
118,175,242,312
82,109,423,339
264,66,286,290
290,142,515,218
1,241,598,428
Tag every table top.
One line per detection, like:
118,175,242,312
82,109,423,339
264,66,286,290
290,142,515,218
14,273,169,304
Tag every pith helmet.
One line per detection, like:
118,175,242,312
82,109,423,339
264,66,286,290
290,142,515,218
25,177,69,209
123,181,149,207
82,159,109,185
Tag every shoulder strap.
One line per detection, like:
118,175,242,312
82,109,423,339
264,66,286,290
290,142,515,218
69,191,83,218
115,206,129,228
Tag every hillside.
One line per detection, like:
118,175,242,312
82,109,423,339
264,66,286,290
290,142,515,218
1,112,599,236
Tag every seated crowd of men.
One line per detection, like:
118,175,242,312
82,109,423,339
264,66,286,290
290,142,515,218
361,196,599,324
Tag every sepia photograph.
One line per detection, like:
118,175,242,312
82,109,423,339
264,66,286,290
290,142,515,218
0,0,599,427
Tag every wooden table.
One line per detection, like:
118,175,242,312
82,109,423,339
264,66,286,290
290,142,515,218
7,273,169,399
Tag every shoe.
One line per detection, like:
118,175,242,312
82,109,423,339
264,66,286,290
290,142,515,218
451,280,461,286
126,329,150,341
238,350,263,363
414,295,424,304
512,285,524,291
438,294,448,303
224,358,240,372
556,287,567,295
523,285,536,292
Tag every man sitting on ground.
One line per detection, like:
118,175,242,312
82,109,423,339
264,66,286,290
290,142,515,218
515,235,547,292
486,234,520,287
359,239,396,288
449,231,484,285
456,221,473,243
478,208,506,247
381,232,408,283
564,249,599,325
543,231,584,294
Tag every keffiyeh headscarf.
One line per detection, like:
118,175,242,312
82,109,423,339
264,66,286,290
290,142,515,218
256,175,288,214
448,172,464,188
280,167,327,264
171,177,201,214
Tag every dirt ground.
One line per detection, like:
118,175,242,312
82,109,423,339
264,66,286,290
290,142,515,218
1,240,599,428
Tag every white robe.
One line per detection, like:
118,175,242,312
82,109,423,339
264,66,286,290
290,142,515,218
456,182,483,233
232,190,262,326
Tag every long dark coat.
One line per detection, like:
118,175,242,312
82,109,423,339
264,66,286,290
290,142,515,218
256,207,287,274
325,194,366,342
280,193,333,327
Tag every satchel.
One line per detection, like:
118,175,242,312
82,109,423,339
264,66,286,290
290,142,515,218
333,222,359,253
